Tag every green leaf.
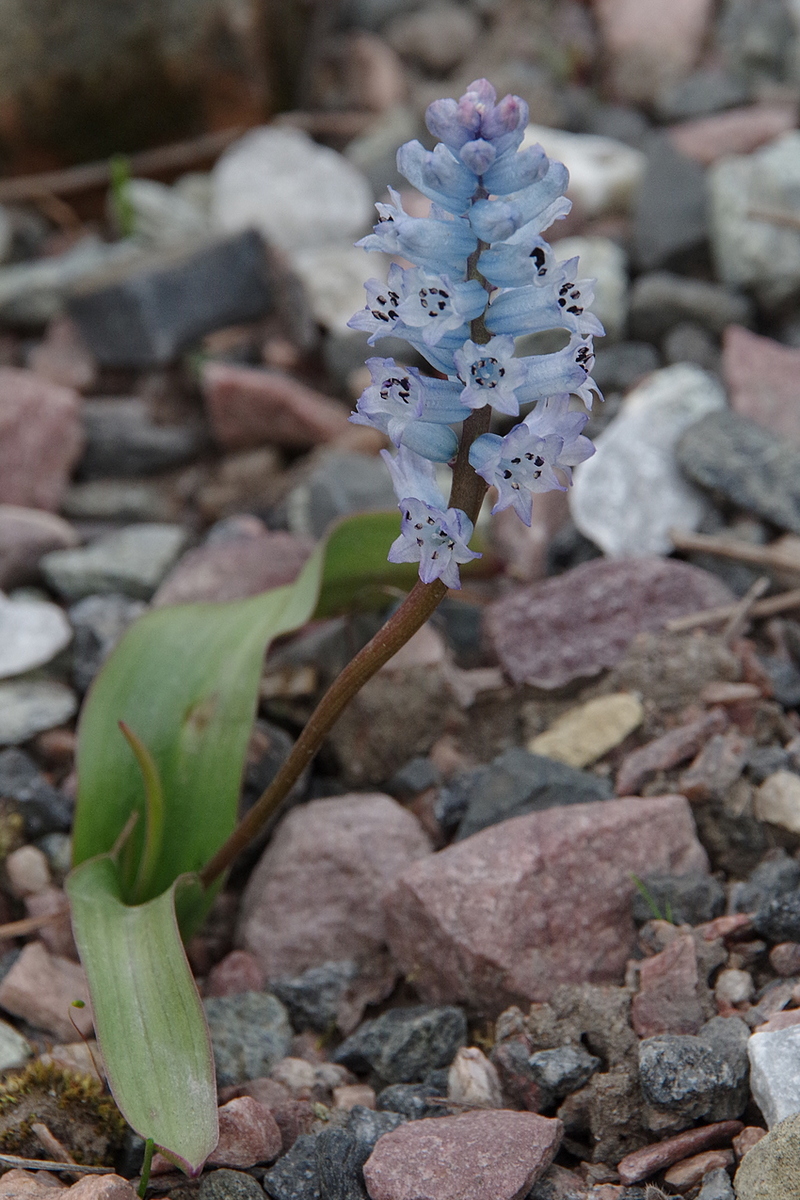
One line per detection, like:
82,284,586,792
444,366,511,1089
66,856,217,1175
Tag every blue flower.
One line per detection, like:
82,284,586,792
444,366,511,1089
348,264,486,352
486,258,605,340
396,141,477,215
478,224,568,289
469,160,570,243
357,189,478,279
469,395,594,525
350,357,465,461
425,79,529,166
381,445,481,588
515,334,602,410
453,335,525,416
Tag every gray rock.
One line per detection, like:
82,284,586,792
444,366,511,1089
270,961,358,1034
79,397,203,478
36,832,72,880
629,271,753,342
663,322,720,372
123,177,213,248
716,0,797,88
753,890,800,943
68,231,273,368
315,1127,369,1200
591,341,660,394
0,680,77,746
747,746,797,786
655,69,750,121
570,364,725,557
203,991,292,1088
0,1017,30,1071
0,236,142,326
62,480,177,523
638,1016,750,1126
527,1045,600,1098
758,656,800,708
677,411,800,535
697,1166,735,1200
749,1023,800,1127
345,1105,406,1149
68,593,147,693
439,748,612,843
0,593,72,680
286,451,396,540
387,758,441,802
733,1111,800,1198
0,505,79,590
42,522,191,601
735,851,800,912
633,136,709,271
262,1133,320,1200
709,132,800,306
631,872,726,926
332,1005,467,1085
0,748,72,836
198,1169,264,1200
376,1082,443,1120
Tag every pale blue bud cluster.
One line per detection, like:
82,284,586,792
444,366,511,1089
348,78,603,589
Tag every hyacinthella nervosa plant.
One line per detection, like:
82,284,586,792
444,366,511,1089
201,78,603,883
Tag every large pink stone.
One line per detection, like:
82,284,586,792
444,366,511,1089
385,795,707,1014
0,368,83,511
723,324,800,444
202,361,351,450
363,1110,562,1200
668,104,797,166
0,941,92,1040
152,531,313,605
592,0,714,104
238,793,432,979
485,557,734,689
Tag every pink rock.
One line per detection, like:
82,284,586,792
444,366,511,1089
28,316,97,393
333,1083,377,1110
615,708,728,796
592,0,714,104
385,795,707,1014
363,1110,562,1200
25,887,77,960
0,940,92,1040
65,1178,137,1200
723,324,800,444
617,1119,743,1185
0,1169,66,1196
754,1009,800,1033
0,505,79,589
678,730,750,802
769,942,800,977
663,1147,734,1189
209,1096,282,1167
152,532,313,606
631,934,707,1037
206,949,266,997
238,793,432,979
202,361,351,450
485,557,734,690
0,368,84,511
668,104,798,166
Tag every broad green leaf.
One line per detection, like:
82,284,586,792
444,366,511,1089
66,856,217,1175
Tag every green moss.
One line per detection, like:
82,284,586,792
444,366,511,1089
0,1061,126,1164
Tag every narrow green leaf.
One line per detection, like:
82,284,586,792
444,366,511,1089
66,856,217,1175
118,722,165,904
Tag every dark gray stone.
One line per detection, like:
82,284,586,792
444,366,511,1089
203,991,292,1088
270,961,358,1033
638,1016,750,1124
735,851,800,912
79,397,203,478
747,745,796,785
697,1165,735,1200
287,451,397,540
716,0,796,87
315,1127,369,1200
758,656,800,708
630,872,726,927
443,748,613,843
753,890,800,943
629,272,753,342
663,322,720,372
332,1005,467,1084
386,758,441,802
656,68,749,120
376,1082,443,1120
527,1045,601,1099
262,1133,320,1200
677,412,800,535
69,593,146,693
345,1105,406,1149
591,341,660,394
68,230,273,368
199,1169,264,1200
0,747,72,837
633,136,709,271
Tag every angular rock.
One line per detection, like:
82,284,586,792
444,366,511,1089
630,872,725,927
363,1110,562,1200
28,314,97,392
314,1125,371,1200
737,853,800,914
678,730,751,803
333,1006,466,1085
206,950,266,999
663,1149,734,1190
617,1119,744,1185
0,506,78,589
639,1017,750,1128
42,523,191,601
153,532,312,606
270,961,358,1033
616,708,728,797
678,411,800,534
631,933,711,1037
571,364,726,557
79,397,202,478
633,136,709,270
668,103,798,165
594,0,714,105
209,1096,282,1167
629,271,753,342
748,1023,800,1127
385,794,707,1013
527,693,643,769
697,1166,735,1200
203,992,292,1088
521,125,645,220
238,793,432,980
754,771,800,837
202,362,350,451
447,1046,503,1108
0,680,77,746
0,747,72,836
723,324,800,444
286,450,397,540
69,593,147,693
526,1045,600,1100
261,1132,320,1200
0,592,72,680
733,1111,800,1198
484,557,734,689
0,368,83,511
199,1169,264,1200
0,940,91,1040
67,232,274,368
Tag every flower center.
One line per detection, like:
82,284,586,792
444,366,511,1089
380,376,412,404
371,289,400,323
469,356,505,388
558,281,584,316
417,286,451,319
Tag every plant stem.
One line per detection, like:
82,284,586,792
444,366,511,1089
138,1138,154,1199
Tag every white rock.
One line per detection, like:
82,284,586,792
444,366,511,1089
709,132,800,306
551,236,629,341
570,363,727,557
0,1018,30,1071
749,1024,800,1127
522,125,646,219
122,178,214,246
5,845,51,898
292,243,390,332
755,770,800,836
0,679,77,745
0,592,72,679
212,126,374,254
715,968,754,1006
447,1046,503,1108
